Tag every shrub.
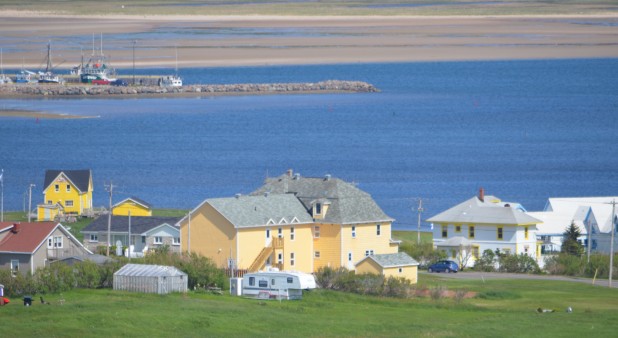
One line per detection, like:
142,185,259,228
474,249,497,272
430,285,446,301
499,253,541,274
400,242,446,268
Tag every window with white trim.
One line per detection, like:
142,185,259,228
398,268,403,273
314,251,320,259
54,184,59,192
348,252,353,262
290,227,295,241
48,238,53,249
90,234,98,242
49,236,63,248
365,249,374,257
173,237,180,245
11,260,19,275
376,224,381,236
277,253,283,264
66,184,71,192
65,200,74,207
278,227,283,238
352,226,356,238
154,236,163,244
290,252,295,266
266,229,270,239
314,226,320,238
315,203,322,215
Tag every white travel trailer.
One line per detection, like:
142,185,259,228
241,269,316,300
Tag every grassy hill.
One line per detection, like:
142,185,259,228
1,275,616,337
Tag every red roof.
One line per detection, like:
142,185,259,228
0,222,58,254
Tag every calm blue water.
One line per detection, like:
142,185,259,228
1,59,617,230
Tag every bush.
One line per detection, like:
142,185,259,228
474,249,497,272
400,242,446,268
499,253,541,274
314,266,413,298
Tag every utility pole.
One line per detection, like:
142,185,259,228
132,40,136,86
105,181,116,256
587,219,592,264
417,198,424,245
128,210,131,261
609,199,616,288
27,184,35,222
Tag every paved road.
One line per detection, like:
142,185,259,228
420,271,618,288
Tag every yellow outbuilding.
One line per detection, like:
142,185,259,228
112,197,153,216
37,170,93,221
355,252,419,283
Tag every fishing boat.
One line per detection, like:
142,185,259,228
79,34,117,84
159,46,182,87
15,69,36,83
38,42,64,84
0,48,12,84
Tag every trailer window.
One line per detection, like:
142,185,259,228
259,280,268,288
249,277,255,286
287,277,293,284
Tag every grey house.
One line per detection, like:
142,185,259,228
81,216,181,256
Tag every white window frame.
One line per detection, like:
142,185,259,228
365,249,374,257
278,227,283,238
54,184,59,192
314,226,320,238
314,251,320,259
315,203,322,215
11,259,19,275
173,237,180,245
48,237,53,249
290,252,295,267
398,267,403,273
65,200,74,207
154,236,163,244
290,227,295,241
49,236,63,248
89,234,98,242
352,225,356,238
376,224,381,236
277,253,283,264
66,184,71,192
348,252,353,262
266,228,271,239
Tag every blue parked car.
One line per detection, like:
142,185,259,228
428,260,459,273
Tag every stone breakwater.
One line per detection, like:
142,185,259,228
0,80,378,97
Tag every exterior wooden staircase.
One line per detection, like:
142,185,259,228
248,237,284,272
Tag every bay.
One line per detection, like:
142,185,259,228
1,59,617,230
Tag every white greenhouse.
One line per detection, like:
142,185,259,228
113,264,188,295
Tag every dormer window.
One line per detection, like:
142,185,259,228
66,184,71,192
315,203,322,215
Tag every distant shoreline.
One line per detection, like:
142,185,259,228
0,109,98,119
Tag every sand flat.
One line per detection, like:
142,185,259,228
0,12,617,68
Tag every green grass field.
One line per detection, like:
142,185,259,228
1,276,616,337
3,0,618,16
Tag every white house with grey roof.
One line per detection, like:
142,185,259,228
427,189,542,268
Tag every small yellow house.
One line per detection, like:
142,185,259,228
37,170,93,221
112,197,152,216
355,252,419,283
36,203,64,222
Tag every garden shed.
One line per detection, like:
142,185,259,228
113,264,188,294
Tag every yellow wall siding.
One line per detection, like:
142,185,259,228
383,266,417,283
42,174,92,215
179,203,237,268
313,223,342,270
37,206,60,221
279,225,314,273
355,258,382,275
113,202,152,216
345,222,396,265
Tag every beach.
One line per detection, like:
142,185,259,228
1,11,617,69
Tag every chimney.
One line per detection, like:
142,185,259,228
287,169,293,177
324,174,331,181
479,187,485,202
235,193,242,199
264,191,270,197
293,173,301,180
11,223,20,234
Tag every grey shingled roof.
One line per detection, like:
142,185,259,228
113,196,152,209
81,216,180,234
44,169,91,193
426,196,542,225
251,172,393,224
207,194,313,228
360,252,419,268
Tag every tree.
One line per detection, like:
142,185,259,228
562,221,584,256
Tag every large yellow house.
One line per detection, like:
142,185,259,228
37,170,93,221
178,170,402,275
112,197,153,216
